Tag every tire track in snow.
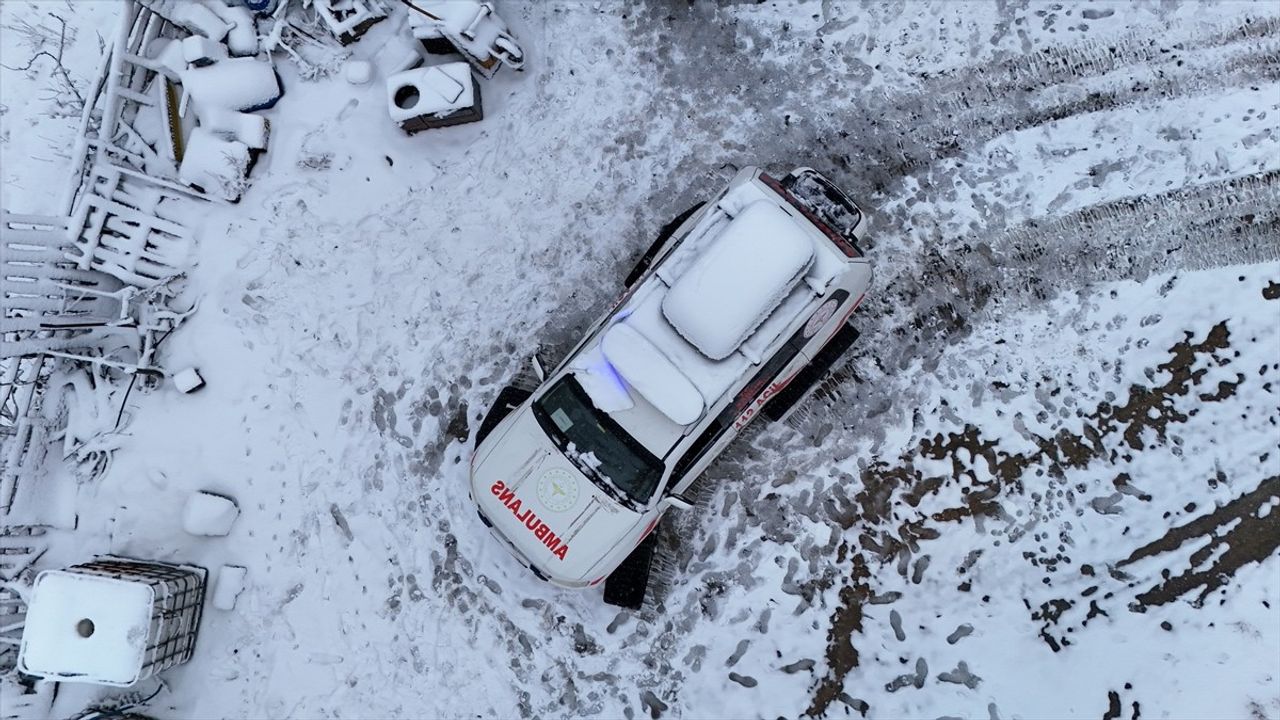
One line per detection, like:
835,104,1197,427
618,7,1280,199
801,169,1280,438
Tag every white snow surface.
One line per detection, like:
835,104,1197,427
3,1,1279,719
663,201,814,360
18,571,152,685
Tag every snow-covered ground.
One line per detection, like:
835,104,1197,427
2,1,1278,718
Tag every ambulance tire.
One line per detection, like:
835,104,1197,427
764,323,860,423
603,532,659,610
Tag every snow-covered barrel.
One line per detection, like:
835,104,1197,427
17,558,207,686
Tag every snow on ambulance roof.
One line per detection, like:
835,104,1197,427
601,323,704,425
662,201,815,361
18,570,153,685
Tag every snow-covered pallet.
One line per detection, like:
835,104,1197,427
0,212,140,360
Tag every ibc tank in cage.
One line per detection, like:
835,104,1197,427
17,558,207,686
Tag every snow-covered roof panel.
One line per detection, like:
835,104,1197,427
740,283,814,364
622,282,750,404
570,343,635,414
18,570,154,685
601,324,704,425
662,201,814,361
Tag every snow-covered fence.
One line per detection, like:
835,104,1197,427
0,211,145,361
0,527,47,672
0,355,55,522
1,202,192,518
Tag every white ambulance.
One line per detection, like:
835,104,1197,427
469,167,872,607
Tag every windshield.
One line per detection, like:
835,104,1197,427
532,376,664,507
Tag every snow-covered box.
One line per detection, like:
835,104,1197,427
387,63,483,134
18,558,207,686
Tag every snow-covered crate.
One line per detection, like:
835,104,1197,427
387,63,483,134
17,558,207,686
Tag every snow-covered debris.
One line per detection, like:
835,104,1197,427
137,0,231,41
196,107,269,150
203,0,259,57
18,569,153,685
146,37,189,81
172,367,205,393
662,201,815,360
387,63,481,132
181,35,228,67
1,213,128,356
312,0,387,46
182,57,282,113
178,127,251,202
182,491,239,536
601,323,704,425
211,565,247,610
406,0,524,78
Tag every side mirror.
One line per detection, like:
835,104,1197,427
661,495,693,511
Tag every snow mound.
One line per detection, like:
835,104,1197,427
601,323,704,425
662,201,814,360
182,491,239,536
18,570,153,685
345,59,373,86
